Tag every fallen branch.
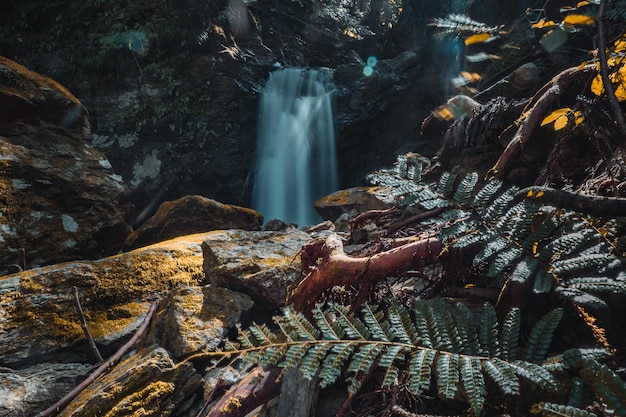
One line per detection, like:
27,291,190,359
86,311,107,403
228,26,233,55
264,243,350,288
35,300,159,417
515,186,626,217
206,365,282,417
289,233,442,312
71,286,104,363
488,64,596,180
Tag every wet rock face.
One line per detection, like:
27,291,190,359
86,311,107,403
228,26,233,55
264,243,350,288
0,57,131,269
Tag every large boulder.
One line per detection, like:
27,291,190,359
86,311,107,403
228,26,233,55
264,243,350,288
0,56,131,269
0,232,214,367
123,195,264,250
202,228,315,310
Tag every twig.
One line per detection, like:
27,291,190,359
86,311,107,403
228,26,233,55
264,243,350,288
515,186,626,217
206,365,282,417
596,0,626,141
71,286,104,363
35,300,159,417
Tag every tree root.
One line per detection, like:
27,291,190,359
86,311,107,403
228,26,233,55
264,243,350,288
516,186,626,217
35,301,159,417
205,365,282,417
289,233,442,312
488,64,596,180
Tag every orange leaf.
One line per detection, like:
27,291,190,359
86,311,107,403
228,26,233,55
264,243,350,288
562,14,595,25
464,33,493,45
541,108,571,126
554,115,569,130
531,19,558,29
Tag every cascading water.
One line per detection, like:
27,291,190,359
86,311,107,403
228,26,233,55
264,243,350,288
253,68,338,226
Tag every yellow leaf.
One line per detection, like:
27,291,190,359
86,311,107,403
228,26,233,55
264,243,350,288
532,241,539,255
562,14,595,25
464,33,492,46
541,108,571,126
527,190,534,197
554,115,569,130
435,107,454,121
591,74,604,96
576,1,590,7
536,190,545,198
574,112,585,125
531,19,558,29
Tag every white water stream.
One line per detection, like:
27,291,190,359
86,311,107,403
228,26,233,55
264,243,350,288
253,68,337,226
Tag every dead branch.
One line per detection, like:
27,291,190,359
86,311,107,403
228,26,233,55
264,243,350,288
515,186,626,217
206,365,282,417
289,233,442,312
597,0,626,142
488,64,596,180
71,286,104,363
35,300,159,417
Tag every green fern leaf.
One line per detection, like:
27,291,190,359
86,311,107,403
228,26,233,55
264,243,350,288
479,303,500,358
388,301,419,345
509,361,561,394
488,246,523,277
542,348,611,372
544,230,593,260
519,213,560,254
460,356,486,416
579,358,626,415
555,287,607,309
432,298,460,352
472,179,502,210
379,345,405,387
248,323,276,346
453,172,479,204
284,306,320,341
347,343,384,394
299,342,333,380
567,377,585,409
474,236,511,266
413,299,435,349
332,304,370,340
565,276,626,293
530,402,597,416
237,327,256,349
259,344,289,366
480,186,519,225
437,171,457,197
281,342,314,371
408,348,436,394
453,231,489,250
523,308,563,363
436,352,460,399
482,358,520,395
312,305,342,340
318,342,355,387
361,303,392,342
511,257,541,284
455,303,481,355
498,307,521,361
551,254,610,275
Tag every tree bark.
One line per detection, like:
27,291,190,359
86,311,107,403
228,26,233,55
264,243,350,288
289,234,442,312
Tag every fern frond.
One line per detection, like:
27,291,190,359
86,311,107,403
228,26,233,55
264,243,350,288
474,236,511,265
332,304,370,340
460,356,486,416
562,276,626,294
567,377,585,409
299,342,333,380
479,302,500,358
283,306,320,341
408,348,436,394
498,307,521,361
509,361,561,394
533,271,554,294
488,246,523,277
379,345,405,387
436,352,460,399
579,358,626,415
455,303,481,355
530,402,597,417
523,308,563,363
361,303,393,342
453,172,479,204
432,298,461,352
413,298,435,349
312,304,343,340
511,256,541,284
555,287,607,309
318,342,355,387
388,301,419,345
347,343,384,393
472,179,502,210
551,253,610,275
482,358,520,395
480,186,519,225
437,171,457,197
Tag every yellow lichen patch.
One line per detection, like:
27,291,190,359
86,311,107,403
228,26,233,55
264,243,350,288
104,381,175,417
86,301,152,341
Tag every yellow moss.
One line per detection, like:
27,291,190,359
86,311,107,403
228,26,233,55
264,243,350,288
104,381,175,417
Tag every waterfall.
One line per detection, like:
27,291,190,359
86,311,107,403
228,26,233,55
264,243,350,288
253,68,338,226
